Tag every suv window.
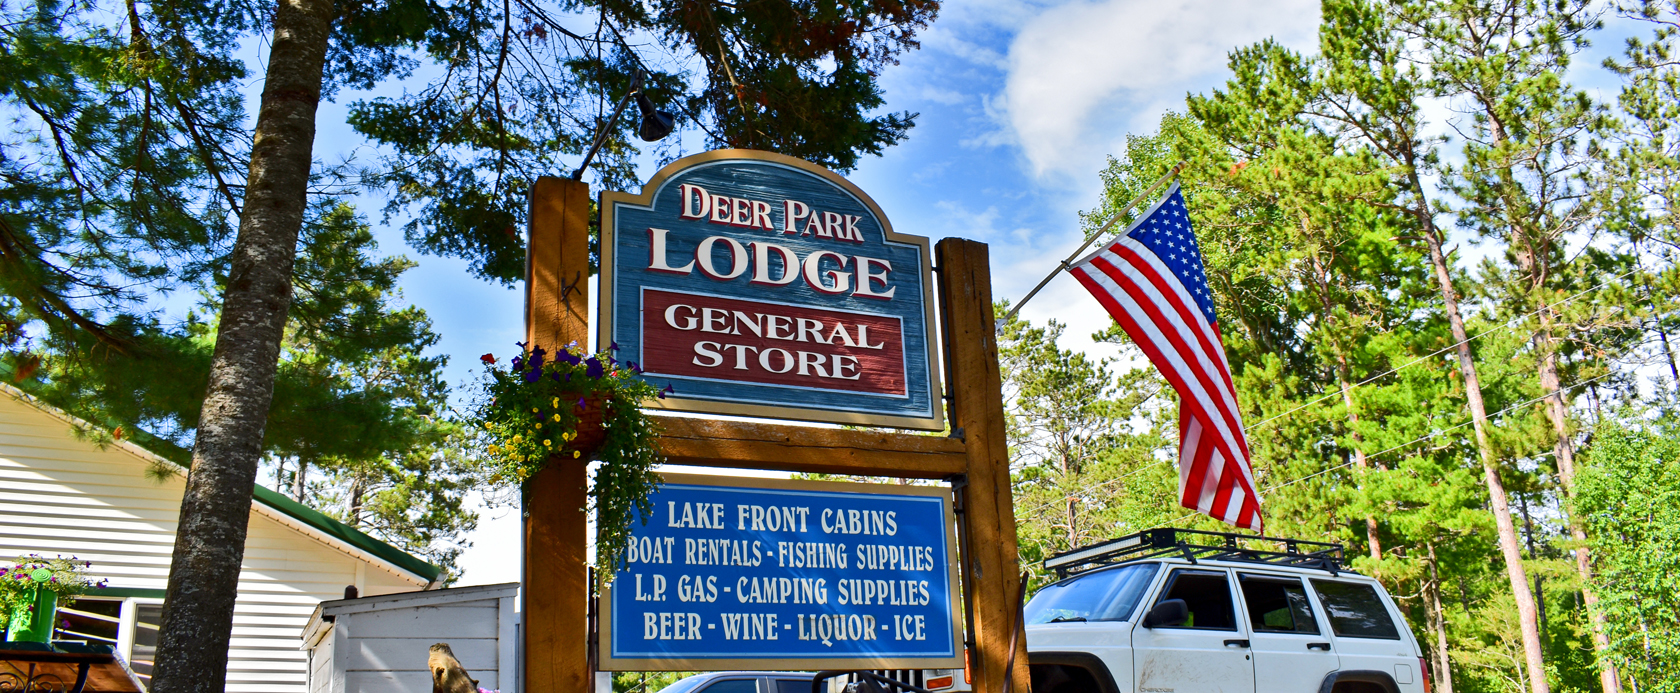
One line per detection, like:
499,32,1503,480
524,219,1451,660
774,680,810,693
1026,562,1159,624
1154,569,1237,630
1310,579,1401,639
1238,574,1320,634
700,679,759,693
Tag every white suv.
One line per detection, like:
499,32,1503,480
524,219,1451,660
1024,529,1431,693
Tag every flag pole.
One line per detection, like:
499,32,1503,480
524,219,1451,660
995,161,1186,334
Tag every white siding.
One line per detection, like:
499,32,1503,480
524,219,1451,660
0,389,431,693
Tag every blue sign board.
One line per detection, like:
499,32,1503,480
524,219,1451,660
600,474,963,671
599,150,943,430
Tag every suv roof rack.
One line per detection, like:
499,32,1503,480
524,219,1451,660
1042,528,1345,578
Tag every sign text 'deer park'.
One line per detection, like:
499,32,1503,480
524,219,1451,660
599,474,963,671
600,150,942,429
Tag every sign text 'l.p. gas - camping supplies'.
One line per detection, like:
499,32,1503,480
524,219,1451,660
599,474,962,671
600,150,942,430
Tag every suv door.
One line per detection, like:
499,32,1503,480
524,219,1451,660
1237,573,1338,692
1130,568,1254,693
1309,578,1419,690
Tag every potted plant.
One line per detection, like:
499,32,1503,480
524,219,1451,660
1,556,104,644
476,342,670,573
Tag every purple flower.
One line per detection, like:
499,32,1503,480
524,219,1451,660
510,356,524,371
557,350,581,366
609,341,620,352
585,358,604,379
658,383,674,399
576,397,587,410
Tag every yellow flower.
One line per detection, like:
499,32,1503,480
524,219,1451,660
552,397,560,408
487,445,501,455
544,439,552,447
552,414,562,422
572,450,581,458
563,431,573,441
532,407,538,413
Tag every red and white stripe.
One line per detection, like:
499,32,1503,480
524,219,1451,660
1069,236,1263,531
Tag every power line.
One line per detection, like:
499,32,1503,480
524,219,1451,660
1160,369,1616,528
1246,263,1649,433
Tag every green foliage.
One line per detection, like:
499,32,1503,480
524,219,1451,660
4,203,479,577
348,0,940,286
1009,3,1680,692
1576,411,1680,689
476,344,666,574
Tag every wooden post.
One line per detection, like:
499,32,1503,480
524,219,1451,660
524,176,593,693
936,238,1030,693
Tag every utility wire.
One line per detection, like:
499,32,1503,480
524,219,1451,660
1245,263,1649,433
1161,369,1616,528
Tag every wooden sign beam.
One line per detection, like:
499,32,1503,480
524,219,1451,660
654,416,968,478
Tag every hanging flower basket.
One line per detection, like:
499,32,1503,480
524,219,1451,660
0,556,104,643
563,393,610,460
475,343,673,574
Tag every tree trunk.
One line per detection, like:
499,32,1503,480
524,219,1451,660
1534,318,1620,693
1337,368,1381,561
1417,215,1549,693
293,457,308,501
1426,542,1456,693
1518,494,1547,646
147,0,335,691
347,473,366,527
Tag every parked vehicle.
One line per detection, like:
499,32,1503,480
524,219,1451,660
658,671,814,693
1025,528,1431,693
831,668,968,692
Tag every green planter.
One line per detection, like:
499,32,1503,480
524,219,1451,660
5,587,57,643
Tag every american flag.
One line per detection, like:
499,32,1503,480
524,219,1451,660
1068,183,1263,531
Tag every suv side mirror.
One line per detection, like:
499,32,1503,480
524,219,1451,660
1143,599,1189,628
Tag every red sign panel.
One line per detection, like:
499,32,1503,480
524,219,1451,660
640,288,907,397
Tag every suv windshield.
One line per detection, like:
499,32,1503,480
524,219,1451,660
1025,563,1159,624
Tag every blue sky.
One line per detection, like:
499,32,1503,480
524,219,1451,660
392,0,1328,586
292,0,1649,585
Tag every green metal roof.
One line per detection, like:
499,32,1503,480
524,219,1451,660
249,484,442,583
0,378,443,584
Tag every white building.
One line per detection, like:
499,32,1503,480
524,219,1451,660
302,582,520,693
0,383,442,693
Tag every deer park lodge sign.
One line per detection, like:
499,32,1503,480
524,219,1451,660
600,150,943,429
599,474,963,670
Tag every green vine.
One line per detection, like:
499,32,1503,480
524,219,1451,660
476,342,669,575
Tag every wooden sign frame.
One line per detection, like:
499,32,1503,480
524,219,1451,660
522,167,1029,693
596,150,944,431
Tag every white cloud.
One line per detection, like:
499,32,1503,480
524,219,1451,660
998,0,1321,178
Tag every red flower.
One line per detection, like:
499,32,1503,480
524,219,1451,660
481,353,497,364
